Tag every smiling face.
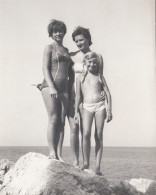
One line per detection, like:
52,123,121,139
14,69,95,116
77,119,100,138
74,34,90,52
52,29,65,43
85,57,99,73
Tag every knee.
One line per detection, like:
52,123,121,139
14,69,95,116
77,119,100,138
83,132,91,141
48,115,57,125
96,132,103,142
70,125,79,136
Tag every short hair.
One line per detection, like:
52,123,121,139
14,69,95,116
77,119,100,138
48,19,67,37
72,26,92,46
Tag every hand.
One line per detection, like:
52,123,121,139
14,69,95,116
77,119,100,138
100,91,106,101
49,87,58,98
107,110,112,123
74,113,79,124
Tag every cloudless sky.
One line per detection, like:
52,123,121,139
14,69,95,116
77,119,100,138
0,0,155,146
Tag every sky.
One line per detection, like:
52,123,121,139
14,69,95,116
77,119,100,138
0,0,155,147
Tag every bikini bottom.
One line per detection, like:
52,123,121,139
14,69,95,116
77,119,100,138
83,101,105,113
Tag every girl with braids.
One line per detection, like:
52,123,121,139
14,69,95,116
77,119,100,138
74,52,112,175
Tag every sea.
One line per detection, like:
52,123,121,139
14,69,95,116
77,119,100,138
0,146,156,184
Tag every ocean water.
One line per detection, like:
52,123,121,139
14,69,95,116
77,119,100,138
0,146,156,183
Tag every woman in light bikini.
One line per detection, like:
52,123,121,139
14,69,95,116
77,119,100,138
68,26,105,167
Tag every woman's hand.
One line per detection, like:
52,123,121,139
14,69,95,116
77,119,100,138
49,87,58,98
74,112,79,124
107,110,112,123
100,91,106,101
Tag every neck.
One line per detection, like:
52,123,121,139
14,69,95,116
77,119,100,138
80,48,91,54
54,40,63,46
88,71,98,76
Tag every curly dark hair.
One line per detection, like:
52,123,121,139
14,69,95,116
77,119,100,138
47,19,67,37
72,26,92,46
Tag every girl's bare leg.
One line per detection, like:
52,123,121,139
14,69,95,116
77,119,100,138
41,88,59,159
79,103,84,163
94,125,98,158
83,109,94,169
94,109,106,174
68,117,79,166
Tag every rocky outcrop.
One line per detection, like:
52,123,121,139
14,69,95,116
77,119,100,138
0,153,155,195
121,178,156,195
0,153,113,195
0,159,14,189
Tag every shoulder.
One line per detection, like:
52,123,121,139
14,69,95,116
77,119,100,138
96,53,103,62
69,50,80,57
44,44,53,54
63,46,69,53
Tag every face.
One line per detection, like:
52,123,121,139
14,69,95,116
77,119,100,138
85,58,98,73
74,34,90,52
52,30,65,43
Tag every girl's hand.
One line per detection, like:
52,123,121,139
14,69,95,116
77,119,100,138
100,91,106,101
49,87,58,98
74,113,79,124
107,110,112,123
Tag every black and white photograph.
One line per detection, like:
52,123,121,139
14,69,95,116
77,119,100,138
0,0,155,194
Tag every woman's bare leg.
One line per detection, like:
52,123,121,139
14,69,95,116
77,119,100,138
41,88,59,159
94,109,106,174
57,92,69,161
83,109,94,169
68,100,79,166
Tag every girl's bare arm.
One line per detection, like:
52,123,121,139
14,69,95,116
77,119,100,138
75,76,82,114
74,76,83,124
101,75,112,122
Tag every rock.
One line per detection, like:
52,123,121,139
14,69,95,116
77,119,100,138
110,181,127,195
121,178,156,195
0,159,14,185
0,152,113,195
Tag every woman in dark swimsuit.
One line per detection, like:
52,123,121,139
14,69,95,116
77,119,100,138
39,19,73,160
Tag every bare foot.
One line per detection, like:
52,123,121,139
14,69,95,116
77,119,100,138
48,153,59,161
58,156,64,162
95,168,103,176
82,164,89,169
80,164,90,171
84,169,94,174
73,161,80,169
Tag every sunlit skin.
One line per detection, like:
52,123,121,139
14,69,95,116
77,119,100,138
52,30,65,45
68,33,106,168
41,22,71,162
74,35,90,53
74,56,112,175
